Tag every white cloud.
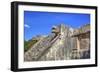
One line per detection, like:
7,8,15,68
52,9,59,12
24,24,30,28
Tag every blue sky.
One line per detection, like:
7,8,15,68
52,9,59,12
24,11,90,41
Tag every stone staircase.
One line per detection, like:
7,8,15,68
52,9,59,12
24,33,60,61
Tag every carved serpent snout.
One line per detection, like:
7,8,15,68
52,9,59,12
52,26,60,34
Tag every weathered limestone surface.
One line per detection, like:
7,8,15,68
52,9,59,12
24,24,90,61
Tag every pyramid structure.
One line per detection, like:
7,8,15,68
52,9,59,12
24,24,90,61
